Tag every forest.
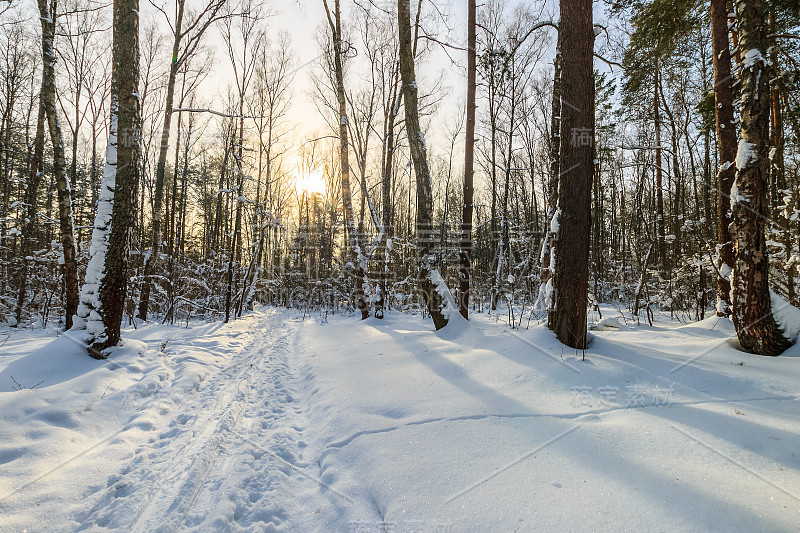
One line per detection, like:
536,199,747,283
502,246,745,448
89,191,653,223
0,0,799,356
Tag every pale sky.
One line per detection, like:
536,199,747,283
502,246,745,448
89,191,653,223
148,0,619,181
267,0,469,151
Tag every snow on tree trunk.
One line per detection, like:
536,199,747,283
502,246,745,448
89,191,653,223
729,0,792,356
77,0,140,357
398,0,450,331
74,107,117,343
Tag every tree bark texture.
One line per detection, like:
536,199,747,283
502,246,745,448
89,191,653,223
398,0,448,330
458,0,476,319
710,0,736,316
548,0,594,349
92,0,141,354
38,0,80,329
729,0,791,355
324,0,369,320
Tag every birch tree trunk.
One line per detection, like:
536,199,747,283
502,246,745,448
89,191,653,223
375,79,400,319
535,37,561,313
729,0,792,356
38,0,80,329
654,68,666,274
323,0,369,320
398,0,449,330
78,0,140,356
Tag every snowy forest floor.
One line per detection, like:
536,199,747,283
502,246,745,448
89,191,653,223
1,306,799,532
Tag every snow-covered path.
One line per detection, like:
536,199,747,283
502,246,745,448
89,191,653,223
1,307,799,532
78,309,314,532
1,309,327,532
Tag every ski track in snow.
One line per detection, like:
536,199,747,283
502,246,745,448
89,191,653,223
74,310,314,532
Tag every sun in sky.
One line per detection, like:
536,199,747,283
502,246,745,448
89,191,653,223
295,168,327,196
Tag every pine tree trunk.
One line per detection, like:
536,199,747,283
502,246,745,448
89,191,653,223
88,0,140,355
398,0,449,330
729,0,791,356
547,0,593,349
458,0,476,319
769,10,793,304
711,0,737,316
38,0,79,329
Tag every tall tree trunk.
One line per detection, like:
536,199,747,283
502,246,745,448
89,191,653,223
375,81,400,319
729,0,791,356
547,0,593,349
225,106,246,323
323,0,369,320
654,68,666,274
459,0,476,319
138,1,185,321
711,0,736,316
38,0,79,329
658,77,682,272
398,0,449,330
90,121,99,209
488,81,499,311
769,9,793,304
71,91,80,192
211,136,230,253
79,0,140,355
493,72,518,311
535,36,561,313
225,143,244,323
14,104,46,326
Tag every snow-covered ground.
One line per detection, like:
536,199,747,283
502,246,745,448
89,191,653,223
1,306,799,532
